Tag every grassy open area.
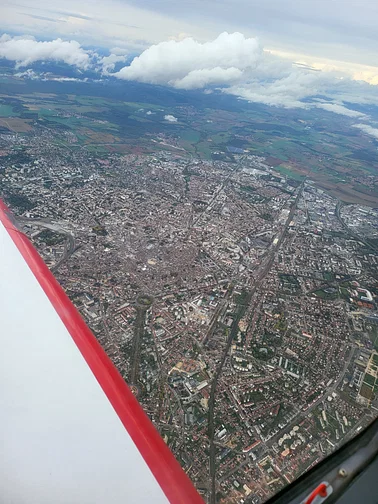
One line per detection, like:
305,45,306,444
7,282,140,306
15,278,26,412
363,373,376,386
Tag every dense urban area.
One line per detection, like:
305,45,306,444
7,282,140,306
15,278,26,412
1,123,378,504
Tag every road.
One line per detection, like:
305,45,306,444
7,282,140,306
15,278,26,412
208,183,304,503
18,217,75,272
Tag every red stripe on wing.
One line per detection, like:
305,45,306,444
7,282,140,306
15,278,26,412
0,200,203,504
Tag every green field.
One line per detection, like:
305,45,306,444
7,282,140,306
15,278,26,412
179,129,201,143
274,165,305,180
0,104,17,116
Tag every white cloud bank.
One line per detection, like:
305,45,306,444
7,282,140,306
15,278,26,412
0,34,91,69
353,124,378,139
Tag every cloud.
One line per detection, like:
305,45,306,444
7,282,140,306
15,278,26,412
173,67,243,89
114,32,331,107
98,53,127,74
2,31,377,131
1,0,210,54
14,68,89,82
226,71,332,108
110,46,130,56
3,0,378,77
0,34,91,69
24,14,62,23
116,32,263,85
53,10,93,21
353,124,378,139
315,102,367,118
0,33,130,77
47,76,88,82
14,68,39,79
164,114,178,122
122,0,378,69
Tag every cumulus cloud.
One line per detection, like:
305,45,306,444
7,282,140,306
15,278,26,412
0,34,129,76
116,32,262,86
164,114,178,122
353,124,378,139
0,34,91,69
114,32,337,108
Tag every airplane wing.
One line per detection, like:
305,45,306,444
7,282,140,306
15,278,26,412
0,200,203,504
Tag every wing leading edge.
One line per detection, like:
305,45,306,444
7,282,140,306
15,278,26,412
0,200,203,504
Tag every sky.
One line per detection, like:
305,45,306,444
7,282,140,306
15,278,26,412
1,0,378,137
2,0,378,71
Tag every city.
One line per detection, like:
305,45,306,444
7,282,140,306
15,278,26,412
1,124,377,503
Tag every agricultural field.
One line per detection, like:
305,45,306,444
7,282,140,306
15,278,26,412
0,72,378,204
